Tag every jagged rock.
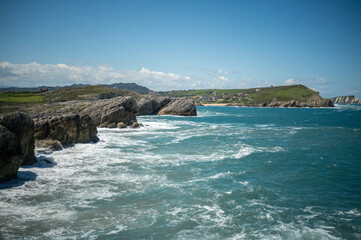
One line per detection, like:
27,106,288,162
0,112,36,165
129,122,143,128
306,98,334,108
117,122,127,128
261,97,334,108
108,123,117,128
0,125,23,183
330,96,361,104
98,121,110,128
82,96,138,127
137,97,171,115
35,139,63,151
158,99,197,116
34,114,98,146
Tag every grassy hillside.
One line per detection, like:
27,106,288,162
161,85,319,104
0,92,44,103
42,85,142,102
0,85,142,104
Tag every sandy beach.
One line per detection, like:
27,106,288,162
202,103,228,106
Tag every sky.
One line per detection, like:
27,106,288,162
0,0,361,98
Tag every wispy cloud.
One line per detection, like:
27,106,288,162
0,62,263,91
0,62,190,91
1,61,330,93
217,76,228,81
284,78,296,85
284,77,329,94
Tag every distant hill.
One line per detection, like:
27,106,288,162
0,82,151,94
159,84,327,105
100,83,150,94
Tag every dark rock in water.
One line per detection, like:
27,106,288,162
129,122,144,128
117,122,127,128
0,112,36,165
330,96,361,104
77,115,98,143
158,99,197,116
82,96,138,127
137,97,171,115
98,121,110,128
35,139,63,151
0,125,23,183
34,114,98,146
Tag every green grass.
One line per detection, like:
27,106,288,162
0,85,143,106
42,85,143,102
0,92,44,103
161,85,319,104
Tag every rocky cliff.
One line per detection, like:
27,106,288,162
330,96,361,104
137,97,171,115
158,99,197,116
263,98,334,108
0,112,36,165
0,126,23,183
82,96,138,128
29,96,139,128
34,114,98,146
228,95,334,108
0,112,36,183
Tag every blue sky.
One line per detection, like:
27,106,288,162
1,0,361,97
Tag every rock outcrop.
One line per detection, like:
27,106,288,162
228,96,334,108
0,125,23,183
330,96,361,104
0,112,36,165
158,99,197,116
35,139,63,151
260,98,334,108
82,96,138,127
34,114,98,146
137,97,171,115
0,112,36,182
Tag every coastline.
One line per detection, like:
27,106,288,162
202,103,228,106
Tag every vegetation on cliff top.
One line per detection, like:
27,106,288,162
160,85,320,104
0,85,142,104
0,92,44,103
0,85,143,115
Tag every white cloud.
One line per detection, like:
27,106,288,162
208,68,229,77
284,78,296,85
217,76,228,81
216,69,229,75
0,61,192,91
283,77,330,96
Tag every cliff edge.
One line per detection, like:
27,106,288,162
330,96,361,104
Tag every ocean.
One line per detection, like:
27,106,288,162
1,105,361,239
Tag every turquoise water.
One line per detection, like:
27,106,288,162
1,105,361,239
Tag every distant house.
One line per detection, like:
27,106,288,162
256,88,260,92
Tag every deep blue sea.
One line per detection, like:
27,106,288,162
1,105,361,239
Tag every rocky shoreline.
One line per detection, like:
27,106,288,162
227,99,334,108
330,96,361,104
2,92,338,183
0,97,197,183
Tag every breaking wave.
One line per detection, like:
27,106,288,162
1,106,360,239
